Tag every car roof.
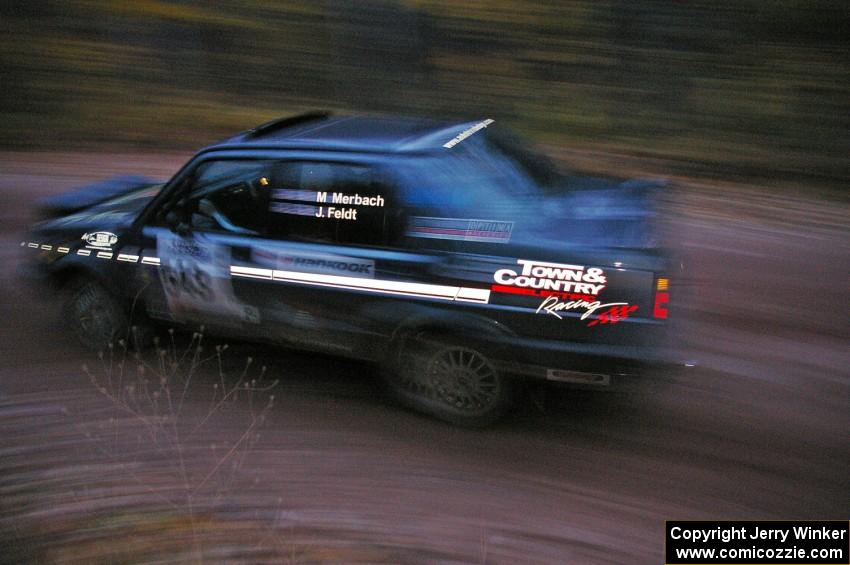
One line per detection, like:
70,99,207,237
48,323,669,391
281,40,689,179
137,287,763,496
206,113,495,155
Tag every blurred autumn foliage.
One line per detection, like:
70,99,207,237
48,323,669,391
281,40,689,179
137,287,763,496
1,1,847,187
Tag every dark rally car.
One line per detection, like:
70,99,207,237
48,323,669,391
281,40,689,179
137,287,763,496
22,113,682,425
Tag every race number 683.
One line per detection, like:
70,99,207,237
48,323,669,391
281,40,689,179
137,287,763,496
161,259,213,302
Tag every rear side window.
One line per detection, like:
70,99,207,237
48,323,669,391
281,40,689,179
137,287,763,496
390,150,532,251
265,161,397,247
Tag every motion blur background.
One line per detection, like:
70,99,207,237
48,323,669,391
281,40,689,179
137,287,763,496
2,0,848,189
1,2,848,563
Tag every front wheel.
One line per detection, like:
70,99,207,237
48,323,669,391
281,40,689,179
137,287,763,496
386,333,514,427
63,278,130,351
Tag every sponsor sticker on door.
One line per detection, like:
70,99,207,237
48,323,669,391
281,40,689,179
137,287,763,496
252,248,375,278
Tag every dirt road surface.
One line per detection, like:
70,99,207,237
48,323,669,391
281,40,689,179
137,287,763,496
1,153,847,563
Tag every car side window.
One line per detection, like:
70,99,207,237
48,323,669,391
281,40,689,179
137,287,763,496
153,159,270,235
184,160,271,235
265,161,398,247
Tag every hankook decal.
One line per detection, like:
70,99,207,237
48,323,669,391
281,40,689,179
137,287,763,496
253,248,375,279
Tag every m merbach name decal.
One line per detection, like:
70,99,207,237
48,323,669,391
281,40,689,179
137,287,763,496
270,188,385,221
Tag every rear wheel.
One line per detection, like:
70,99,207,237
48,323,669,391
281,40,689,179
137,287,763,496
63,278,130,351
386,333,513,427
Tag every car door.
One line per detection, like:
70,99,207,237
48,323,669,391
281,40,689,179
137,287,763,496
227,158,456,359
138,157,273,333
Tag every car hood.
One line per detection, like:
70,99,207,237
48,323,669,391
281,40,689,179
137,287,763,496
37,175,160,217
34,182,162,234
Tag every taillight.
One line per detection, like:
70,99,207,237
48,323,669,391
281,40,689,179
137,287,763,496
653,277,669,319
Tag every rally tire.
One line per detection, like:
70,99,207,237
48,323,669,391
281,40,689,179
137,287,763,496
386,332,514,427
63,277,130,351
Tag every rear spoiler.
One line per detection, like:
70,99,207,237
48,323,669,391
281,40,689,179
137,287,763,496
37,175,158,218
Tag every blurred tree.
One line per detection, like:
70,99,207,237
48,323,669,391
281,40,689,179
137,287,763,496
0,0,847,187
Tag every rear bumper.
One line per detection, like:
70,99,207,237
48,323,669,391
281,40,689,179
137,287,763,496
485,334,690,386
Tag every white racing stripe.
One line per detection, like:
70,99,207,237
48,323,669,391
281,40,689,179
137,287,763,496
231,265,491,304
23,242,492,304
231,266,273,280
455,287,491,304
272,268,459,300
